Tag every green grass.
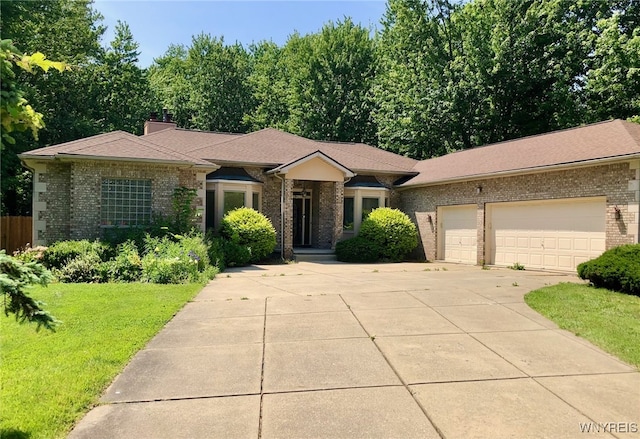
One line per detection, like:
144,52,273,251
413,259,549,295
525,283,640,368
1,282,204,439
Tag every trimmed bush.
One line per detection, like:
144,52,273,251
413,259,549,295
222,240,252,267
358,208,418,262
577,244,640,296
335,236,381,263
43,240,112,270
220,208,277,264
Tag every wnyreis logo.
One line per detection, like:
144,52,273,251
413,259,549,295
579,422,638,434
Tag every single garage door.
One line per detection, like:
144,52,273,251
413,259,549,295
438,204,477,264
488,197,606,271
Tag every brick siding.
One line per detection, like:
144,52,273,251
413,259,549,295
40,160,200,244
400,161,638,263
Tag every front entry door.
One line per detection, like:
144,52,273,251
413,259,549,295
293,189,312,247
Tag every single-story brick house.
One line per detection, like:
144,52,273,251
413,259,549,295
20,117,640,271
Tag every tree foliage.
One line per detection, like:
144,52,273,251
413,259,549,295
0,40,67,148
0,250,57,331
284,19,377,143
149,34,254,132
374,0,640,158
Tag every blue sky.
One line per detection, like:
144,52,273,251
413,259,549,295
93,1,388,67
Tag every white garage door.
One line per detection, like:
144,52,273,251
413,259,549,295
488,197,606,271
439,205,477,264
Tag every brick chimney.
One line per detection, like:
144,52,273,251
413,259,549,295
144,109,177,135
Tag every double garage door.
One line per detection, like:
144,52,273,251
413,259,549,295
439,198,606,271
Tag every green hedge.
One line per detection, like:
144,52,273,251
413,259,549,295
43,240,112,269
335,236,381,263
220,208,276,265
358,208,418,262
577,244,640,296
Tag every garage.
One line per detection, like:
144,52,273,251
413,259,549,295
438,204,478,263
487,197,606,271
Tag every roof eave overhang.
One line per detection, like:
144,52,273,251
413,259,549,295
203,159,281,168
397,154,640,190
352,169,418,176
20,153,219,170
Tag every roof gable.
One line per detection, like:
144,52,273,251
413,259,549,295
267,150,355,181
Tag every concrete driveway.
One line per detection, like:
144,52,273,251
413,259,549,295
70,262,639,439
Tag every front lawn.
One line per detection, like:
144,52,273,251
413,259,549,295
0,282,203,439
525,283,640,368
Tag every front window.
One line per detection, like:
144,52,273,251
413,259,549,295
362,197,379,219
343,197,354,230
224,191,245,214
101,178,152,226
252,192,260,210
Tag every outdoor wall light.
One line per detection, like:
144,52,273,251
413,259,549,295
476,185,483,194
427,214,433,223
614,206,621,220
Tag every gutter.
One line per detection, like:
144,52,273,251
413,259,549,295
398,154,640,191
18,153,219,170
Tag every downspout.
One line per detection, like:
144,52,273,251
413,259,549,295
275,173,286,260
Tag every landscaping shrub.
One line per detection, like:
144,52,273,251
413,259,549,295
205,234,226,271
335,236,381,263
222,240,252,267
358,208,418,261
103,240,143,282
141,233,217,284
56,252,106,283
577,244,640,296
220,208,276,264
43,240,112,270
12,245,47,263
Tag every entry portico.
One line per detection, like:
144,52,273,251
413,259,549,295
266,151,355,258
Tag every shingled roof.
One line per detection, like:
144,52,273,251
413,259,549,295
20,131,215,167
144,127,418,174
20,119,640,184
400,119,640,187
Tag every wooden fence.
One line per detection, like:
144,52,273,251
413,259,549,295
1,216,32,254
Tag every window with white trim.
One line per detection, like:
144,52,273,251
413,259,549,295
206,181,263,230
342,187,389,236
101,178,152,226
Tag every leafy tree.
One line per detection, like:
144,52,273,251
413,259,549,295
584,7,640,122
374,0,639,159
374,0,461,158
92,21,157,134
0,0,105,215
290,19,377,143
0,250,58,331
150,34,254,132
147,44,191,128
243,41,291,131
0,40,68,215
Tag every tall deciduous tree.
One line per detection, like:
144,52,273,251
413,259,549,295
149,34,254,132
374,0,639,159
584,3,640,122
0,0,105,215
286,19,378,143
243,41,291,131
92,21,157,134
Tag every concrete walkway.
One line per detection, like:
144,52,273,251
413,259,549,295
69,262,639,439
